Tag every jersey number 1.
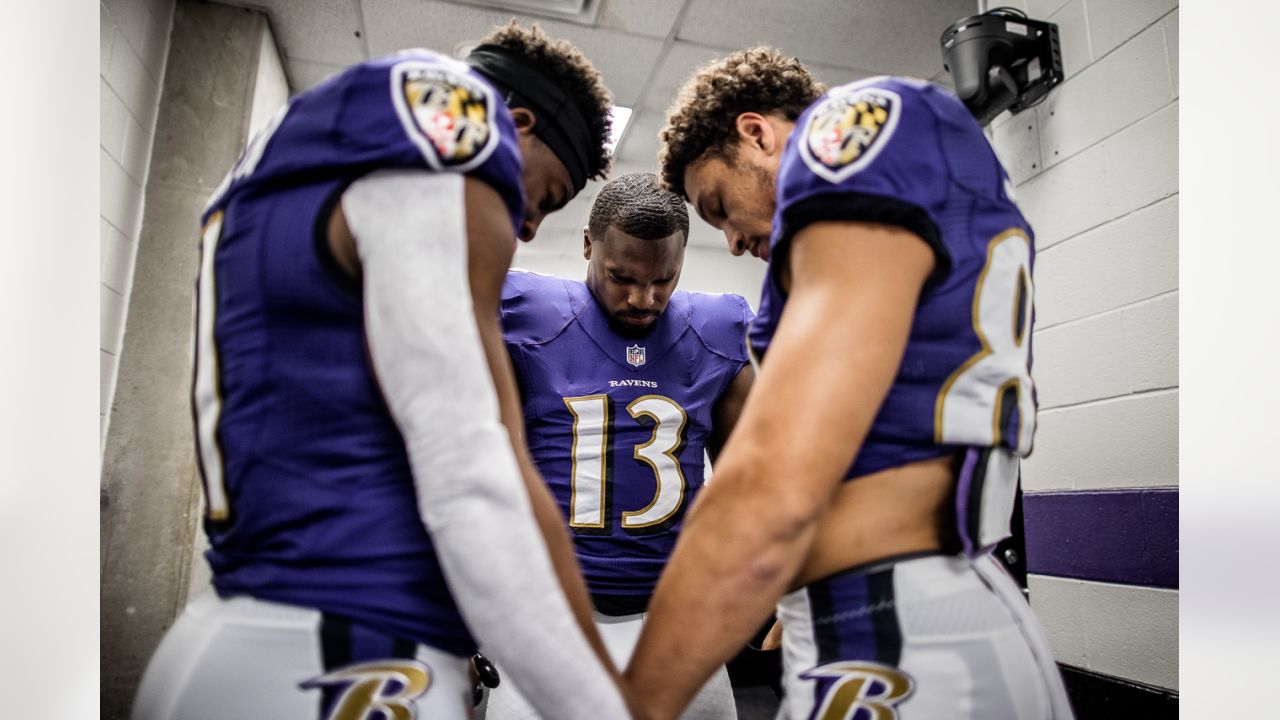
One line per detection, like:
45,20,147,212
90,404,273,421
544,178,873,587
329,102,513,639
193,212,230,520
563,394,688,533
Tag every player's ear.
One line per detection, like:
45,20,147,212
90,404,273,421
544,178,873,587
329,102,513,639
510,107,536,135
583,226,593,260
735,112,774,154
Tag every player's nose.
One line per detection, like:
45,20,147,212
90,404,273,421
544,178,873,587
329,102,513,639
629,285,657,310
518,215,542,242
725,228,747,256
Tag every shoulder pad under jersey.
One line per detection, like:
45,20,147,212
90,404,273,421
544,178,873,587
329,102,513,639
673,291,753,363
203,49,525,232
772,76,1008,283
501,270,581,346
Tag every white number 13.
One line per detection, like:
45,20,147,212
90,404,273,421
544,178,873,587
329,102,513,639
563,394,688,533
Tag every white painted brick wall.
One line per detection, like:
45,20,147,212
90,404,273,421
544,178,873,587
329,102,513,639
1086,0,1179,60
1014,100,1177,251
1123,292,1178,392
1031,290,1177,409
100,218,132,295
100,0,175,444
1032,309,1130,408
1021,0,1071,19
1029,575,1179,689
1048,0,1091,80
1100,101,1178,219
990,0,1180,690
1037,23,1173,169
989,113,1041,186
1034,195,1177,328
1005,2,1180,486
1023,389,1178,492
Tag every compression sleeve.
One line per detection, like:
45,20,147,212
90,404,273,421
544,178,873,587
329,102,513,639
343,169,629,719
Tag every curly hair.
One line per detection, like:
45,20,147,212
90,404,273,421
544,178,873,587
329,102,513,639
659,47,824,198
588,172,689,244
480,21,613,179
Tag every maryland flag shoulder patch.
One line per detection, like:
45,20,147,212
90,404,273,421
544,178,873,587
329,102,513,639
392,58,499,171
800,85,902,184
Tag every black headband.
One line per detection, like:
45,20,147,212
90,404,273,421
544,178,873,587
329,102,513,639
465,45,595,193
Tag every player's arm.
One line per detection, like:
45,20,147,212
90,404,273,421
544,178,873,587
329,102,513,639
625,221,935,719
335,168,636,720
707,363,754,463
462,176,636,701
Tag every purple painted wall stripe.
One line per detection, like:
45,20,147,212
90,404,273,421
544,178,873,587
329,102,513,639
1022,488,1178,589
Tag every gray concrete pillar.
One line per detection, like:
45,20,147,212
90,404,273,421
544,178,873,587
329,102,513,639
100,2,267,717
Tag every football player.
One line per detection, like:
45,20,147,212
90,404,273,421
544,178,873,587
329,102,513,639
626,49,1075,719
131,23,644,720
485,173,754,720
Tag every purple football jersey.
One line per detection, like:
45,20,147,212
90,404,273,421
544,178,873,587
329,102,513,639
502,271,752,602
750,77,1037,483
191,50,524,655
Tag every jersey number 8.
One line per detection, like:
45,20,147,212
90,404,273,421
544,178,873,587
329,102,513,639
935,228,1036,455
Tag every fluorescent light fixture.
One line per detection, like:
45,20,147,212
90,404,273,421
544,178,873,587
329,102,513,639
606,105,633,156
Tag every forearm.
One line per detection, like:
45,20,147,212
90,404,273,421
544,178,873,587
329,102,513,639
517,433,621,677
346,170,630,719
627,457,819,718
478,302,622,682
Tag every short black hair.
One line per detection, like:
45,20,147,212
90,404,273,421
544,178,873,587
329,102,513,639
588,172,689,244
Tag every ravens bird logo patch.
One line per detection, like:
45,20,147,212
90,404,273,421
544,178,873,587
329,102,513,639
393,59,498,171
801,85,901,184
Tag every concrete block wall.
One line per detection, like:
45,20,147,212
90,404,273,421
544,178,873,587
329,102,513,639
100,4,285,715
101,0,176,446
988,0,1179,692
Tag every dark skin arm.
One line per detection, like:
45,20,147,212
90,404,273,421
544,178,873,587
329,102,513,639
329,176,642,717
625,221,935,719
707,363,755,463
460,178,628,696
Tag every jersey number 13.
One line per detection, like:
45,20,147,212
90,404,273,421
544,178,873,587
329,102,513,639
563,394,688,534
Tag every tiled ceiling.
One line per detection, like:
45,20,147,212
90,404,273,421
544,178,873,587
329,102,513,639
223,0,976,251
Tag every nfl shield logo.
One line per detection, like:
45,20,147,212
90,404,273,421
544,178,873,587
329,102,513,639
626,344,646,367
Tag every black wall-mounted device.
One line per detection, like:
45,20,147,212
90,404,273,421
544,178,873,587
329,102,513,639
942,7,1064,126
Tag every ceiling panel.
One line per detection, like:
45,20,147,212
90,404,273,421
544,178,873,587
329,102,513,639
641,41,724,112
677,0,974,80
359,0,664,107
595,0,685,39
805,59,882,89
257,0,974,109
248,0,367,65
360,0,538,56
245,0,976,207
613,106,664,168
288,58,349,92
537,27,664,108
